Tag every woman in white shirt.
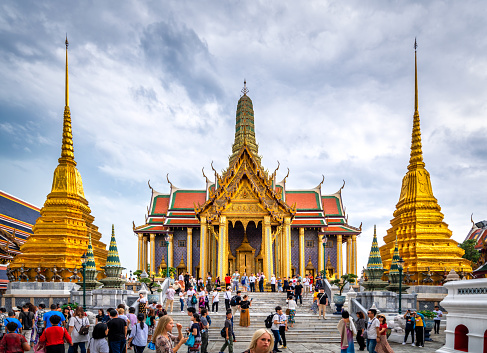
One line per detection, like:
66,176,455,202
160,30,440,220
68,307,90,353
211,289,220,313
186,286,196,309
286,295,297,328
224,288,232,311
128,314,148,353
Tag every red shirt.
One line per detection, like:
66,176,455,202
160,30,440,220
380,323,388,335
225,276,231,284
39,326,72,346
309,276,313,284
0,333,27,353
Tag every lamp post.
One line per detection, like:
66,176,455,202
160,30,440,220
322,235,328,279
398,257,405,314
80,253,87,311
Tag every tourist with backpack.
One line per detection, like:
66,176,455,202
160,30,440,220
127,314,148,353
219,310,233,353
0,321,30,352
230,291,241,317
19,304,34,343
258,273,265,292
211,289,220,313
146,309,156,342
67,307,89,353
270,306,282,353
200,309,210,353
186,286,197,309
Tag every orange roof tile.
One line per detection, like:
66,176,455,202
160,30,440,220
171,191,206,209
152,195,169,215
286,191,320,210
322,197,341,216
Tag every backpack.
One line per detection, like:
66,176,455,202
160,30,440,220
206,315,212,326
191,295,198,305
20,311,33,330
221,327,226,338
230,296,237,307
264,313,274,329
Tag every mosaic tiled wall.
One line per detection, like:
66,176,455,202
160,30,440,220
173,229,187,269
155,234,165,269
228,222,245,257
304,229,319,272
291,229,299,272
325,235,338,274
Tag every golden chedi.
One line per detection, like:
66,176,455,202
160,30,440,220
10,38,107,281
379,41,471,285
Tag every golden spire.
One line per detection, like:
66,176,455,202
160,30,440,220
59,36,75,165
408,38,424,171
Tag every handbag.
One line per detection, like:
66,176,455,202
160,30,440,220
76,317,89,335
184,333,195,347
286,309,291,315
34,341,46,353
148,342,156,350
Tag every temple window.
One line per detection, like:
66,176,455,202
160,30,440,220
306,240,314,248
160,241,167,247
178,240,186,247
454,324,469,352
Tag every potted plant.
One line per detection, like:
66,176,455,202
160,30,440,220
330,274,358,313
419,310,436,341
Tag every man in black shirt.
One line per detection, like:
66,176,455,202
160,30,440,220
230,290,241,318
294,281,303,305
317,289,328,320
106,309,127,353
403,310,415,345
19,304,34,343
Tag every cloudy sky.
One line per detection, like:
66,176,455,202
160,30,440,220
1,1,487,275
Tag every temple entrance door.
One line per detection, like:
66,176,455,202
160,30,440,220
236,232,256,275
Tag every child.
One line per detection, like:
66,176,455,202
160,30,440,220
179,290,185,313
0,321,30,352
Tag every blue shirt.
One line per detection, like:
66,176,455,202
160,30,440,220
128,323,148,347
43,311,66,328
4,318,22,333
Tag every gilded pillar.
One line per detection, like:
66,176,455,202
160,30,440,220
318,233,324,274
299,227,305,276
346,237,351,274
275,227,281,278
337,234,342,278
284,217,292,278
200,217,208,279
137,234,143,271
187,228,193,275
352,234,357,275
218,216,228,279
168,233,174,268
263,216,273,280
150,234,156,275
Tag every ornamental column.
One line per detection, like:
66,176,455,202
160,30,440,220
217,216,228,279
346,237,352,274
299,227,305,276
337,234,342,278
150,234,156,275
318,233,324,274
143,236,149,272
138,234,143,271
352,234,357,275
200,217,208,279
187,228,193,275
263,216,273,281
168,233,174,268
284,217,292,278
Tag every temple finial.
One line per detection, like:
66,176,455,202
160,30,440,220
59,36,75,164
408,39,424,170
241,79,249,96
65,35,69,107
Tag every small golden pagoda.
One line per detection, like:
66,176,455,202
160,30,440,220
10,38,108,281
379,41,472,285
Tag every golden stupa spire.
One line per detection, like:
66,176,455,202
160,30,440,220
59,35,75,165
408,38,424,171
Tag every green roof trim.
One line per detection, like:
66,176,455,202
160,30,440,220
151,194,170,215
367,225,383,269
321,195,343,216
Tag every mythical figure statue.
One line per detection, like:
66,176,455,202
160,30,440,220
66,268,81,282
50,267,63,282
421,267,433,284
6,267,15,282
34,267,46,282
17,265,29,282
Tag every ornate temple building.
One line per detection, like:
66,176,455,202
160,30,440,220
379,43,472,285
9,39,108,281
134,82,361,281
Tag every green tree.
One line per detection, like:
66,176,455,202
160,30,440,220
459,239,481,264
330,274,358,296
